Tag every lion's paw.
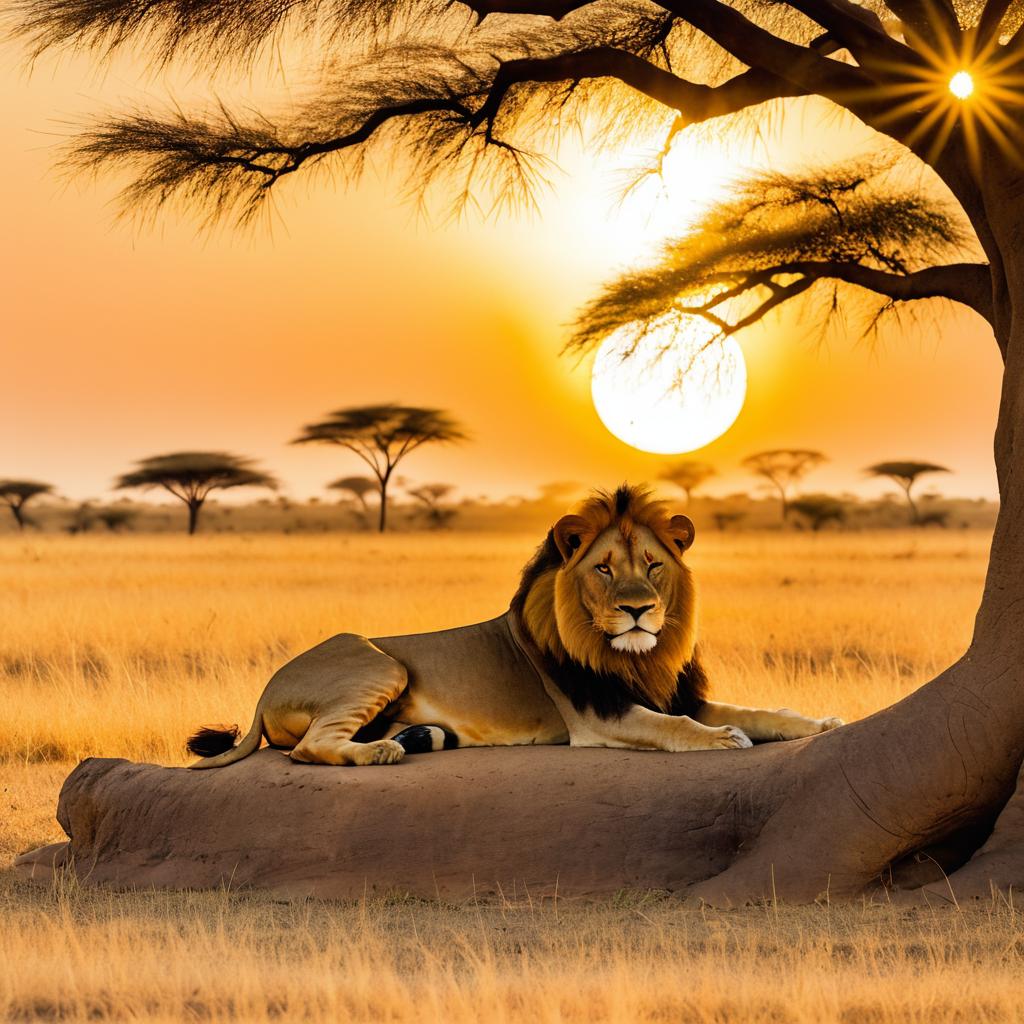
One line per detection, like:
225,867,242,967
707,725,753,750
355,739,406,766
816,716,844,733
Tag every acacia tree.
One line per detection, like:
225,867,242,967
409,482,458,528
743,449,827,521
0,480,54,531
789,492,846,531
116,452,277,534
17,0,1024,903
660,460,716,504
328,475,378,529
293,406,467,532
866,460,951,523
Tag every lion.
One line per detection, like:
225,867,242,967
187,484,842,768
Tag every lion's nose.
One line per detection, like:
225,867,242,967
618,603,655,622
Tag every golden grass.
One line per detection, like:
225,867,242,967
3,529,1014,1024
0,530,989,765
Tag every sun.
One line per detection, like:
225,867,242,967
949,71,974,100
591,319,747,454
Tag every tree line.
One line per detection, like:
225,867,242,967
3,404,466,535
663,453,952,529
6,406,955,534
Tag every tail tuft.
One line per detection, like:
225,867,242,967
186,724,240,758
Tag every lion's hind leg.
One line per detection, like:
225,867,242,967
277,633,410,766
291,720,407,766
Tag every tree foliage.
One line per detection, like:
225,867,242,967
789,492,846,531
0,480,55,531
14,0,1012,349
115,452,277,533
743,449,826,521
293,405,467,532
660,459,716,503
866,459,951,523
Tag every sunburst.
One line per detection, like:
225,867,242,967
858,5,1024,169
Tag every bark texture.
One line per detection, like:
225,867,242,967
14,742,859,899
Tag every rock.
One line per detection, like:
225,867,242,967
14,745,768,898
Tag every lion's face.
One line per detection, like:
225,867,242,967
567,523,674,655
515,486,699,710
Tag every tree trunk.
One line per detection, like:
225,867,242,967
10,503,24,531
187,499,202,535
903,483,919,525
378,474,389,533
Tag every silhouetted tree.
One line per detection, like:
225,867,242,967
0,480,54,531
21,0,1024,903
660,460,716,505
293,406,467,532
866,461,951,525
116,452,277,534
742,450,827,522
328,475,378,529
95,506,137,532
711,509,746,533
409,483,458,529
789,493,846,532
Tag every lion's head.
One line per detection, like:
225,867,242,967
511,484,698,711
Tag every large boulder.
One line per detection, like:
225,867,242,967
15,746,773,898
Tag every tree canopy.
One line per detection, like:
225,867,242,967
743,449,827,520
13,0,1012,354
660,460,716,502
866,459,951,523
294,405,468,531
115,452,278,533
0,480,55,531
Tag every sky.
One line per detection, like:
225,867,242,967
0,36,1005,505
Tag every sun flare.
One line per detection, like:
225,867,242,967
591,320,747,454
949,70,974,100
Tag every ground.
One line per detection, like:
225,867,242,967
3,529,1021,1022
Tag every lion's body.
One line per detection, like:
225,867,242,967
189,486,841,769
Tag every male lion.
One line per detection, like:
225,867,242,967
188,485,841,768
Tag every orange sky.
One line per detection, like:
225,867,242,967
1,41,1004,504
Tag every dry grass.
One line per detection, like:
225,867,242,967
0,530,989,765
3,528,1014,1023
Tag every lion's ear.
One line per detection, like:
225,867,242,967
553,515,596,563
663,514,695,556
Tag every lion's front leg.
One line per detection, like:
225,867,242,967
694,700,843,742
567,704,752,752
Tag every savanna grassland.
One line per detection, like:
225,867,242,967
3,529,1023,1023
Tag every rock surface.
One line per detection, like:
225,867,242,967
15,745,772,898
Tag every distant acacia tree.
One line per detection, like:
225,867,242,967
0,480,54,531
866,461,951,525
115,452,277,535
743,450,827,522
328,475,377,529
95,506,137,532
293,406,467,533
409,483,458,529
660,461,716,505
790,494,846,532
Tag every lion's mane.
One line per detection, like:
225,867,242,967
510,484,705,715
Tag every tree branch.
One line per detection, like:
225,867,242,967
460,0,592,20
685,260,994,334
977,0,1015,45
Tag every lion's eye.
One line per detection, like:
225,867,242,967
596,564,612,576
648,562,664,576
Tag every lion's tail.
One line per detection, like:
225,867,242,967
187,704,264,769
